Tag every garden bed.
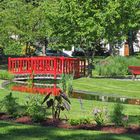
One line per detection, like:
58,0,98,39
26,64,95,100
0,113,140,134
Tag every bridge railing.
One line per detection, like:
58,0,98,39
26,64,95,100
8,56,86,78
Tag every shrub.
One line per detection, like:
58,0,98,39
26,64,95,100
69,117,91,126
0,70,14,80
69,119,80,126
93,107,108,126
95,56,140,77
25,95,46,122
27,78,33,88
79,117,91,124
0,92,20,117
42,91,71,120
60,74,73,96
111,103,124,126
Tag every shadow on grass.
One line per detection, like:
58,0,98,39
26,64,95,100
0,121,18,128
0,121,140,140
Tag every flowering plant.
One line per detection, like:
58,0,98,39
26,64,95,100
93,107,108,126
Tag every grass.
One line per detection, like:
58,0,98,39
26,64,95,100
73,78,140,98
0,80,140,139
0,121,140,140
0,79,140,122
0,70,14,80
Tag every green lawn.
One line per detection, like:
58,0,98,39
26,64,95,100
0,80,140,121
0,121,140,140
73,78,140,98
0,80,140,139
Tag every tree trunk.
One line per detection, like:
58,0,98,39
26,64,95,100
87,57,93,78
86,48,95,78
128,31,134,55
42,38,48,56
42,45,46,56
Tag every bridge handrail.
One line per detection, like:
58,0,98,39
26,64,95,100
8,56,86,78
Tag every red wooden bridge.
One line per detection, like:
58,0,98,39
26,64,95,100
8,56,86,80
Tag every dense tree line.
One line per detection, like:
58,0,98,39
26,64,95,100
0,0,139,76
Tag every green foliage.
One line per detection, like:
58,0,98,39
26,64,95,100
93,107,108,126
4,41,23,56
67,75,74,96
79,117,91,125
61,74,67,93
0,0,50,56
95,56,140,77
0,92,20,117
25,95,46,122
42,92,71,120
0,0,139,57
69,117,91,126
60,74,73,96
45,0,106,48
69,119,80,126
27,78,33,88
111,103,124,126
45,0,139,53
0,70,14,80
103,0,140,48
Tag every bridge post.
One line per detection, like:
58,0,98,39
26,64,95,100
19,58,22,73
61,57,64,74
76,58,80,78
54,57,57,79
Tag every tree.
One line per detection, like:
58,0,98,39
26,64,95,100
44,0,107,77
103,0,140,55
45,0,140,66
1,0,139,62
0,0,50,56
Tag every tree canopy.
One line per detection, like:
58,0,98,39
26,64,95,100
43,0,139,76
0,0,50,55
44,0,140,48
0,0,139,75
1,0,139,53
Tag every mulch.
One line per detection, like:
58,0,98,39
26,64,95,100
0,113,140,134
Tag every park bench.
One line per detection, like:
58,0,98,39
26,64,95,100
128,66,140,80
